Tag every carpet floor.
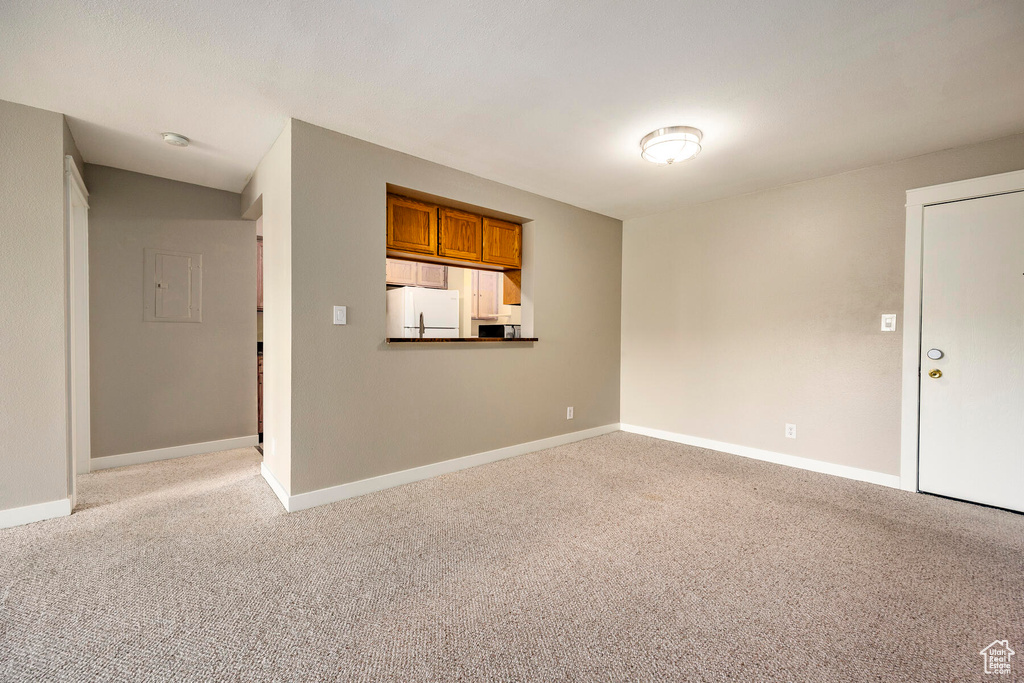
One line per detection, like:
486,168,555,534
1,432,1021,682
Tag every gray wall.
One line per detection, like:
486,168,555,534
87,165,257,458
0,100,68,510
283,119,622,495
621,133,1024,477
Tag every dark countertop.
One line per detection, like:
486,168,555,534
387,337,538,343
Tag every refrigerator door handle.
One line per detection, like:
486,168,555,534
419,312,425,338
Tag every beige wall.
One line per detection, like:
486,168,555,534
0,100,68,510
287,119,621,495
621,133,1024,477
87,165,257,458
241,122,292,490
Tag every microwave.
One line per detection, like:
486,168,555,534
478,324,521,339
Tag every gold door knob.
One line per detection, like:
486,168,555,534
928,369,942,379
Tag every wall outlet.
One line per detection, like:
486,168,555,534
566,406,574,420
785,423,797,439
881,314,897,332
333,306,347,325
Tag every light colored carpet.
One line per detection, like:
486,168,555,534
1,432,1021,682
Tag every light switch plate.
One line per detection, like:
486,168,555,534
881,314,897,332
333,306,347,325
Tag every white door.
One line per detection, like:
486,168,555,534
918,190,1024,511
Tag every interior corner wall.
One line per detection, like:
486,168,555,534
0,99,69,510
86,165,257,458
241,122,292,492
288,119,622,496
62,116,83,177
621,133,1024,478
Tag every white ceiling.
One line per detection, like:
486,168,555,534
2,0,1022,219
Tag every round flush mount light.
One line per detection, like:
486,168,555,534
161,132,190,147
640,126,702,164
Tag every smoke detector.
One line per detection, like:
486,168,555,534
162,132,190,147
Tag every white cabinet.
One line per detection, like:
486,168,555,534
417,263,448,289
472,270,501,320
386,258,448,289
386,259,417,286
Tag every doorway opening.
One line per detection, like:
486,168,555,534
256,215,263,454
65,155,90,509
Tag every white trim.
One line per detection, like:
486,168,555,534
901,169,1024,493
621,424,901,489
260,463,290,510
262,424,621,513
65,155,89,203
904,168,1024,208
900,202,925,492
65,155,91,494
0,497,72,530
91,435,260,471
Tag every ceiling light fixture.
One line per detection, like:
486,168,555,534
162,132,190,147
640,126,702,164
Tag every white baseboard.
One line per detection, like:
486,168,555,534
0,497,72,530
260,463,290,510
262,423,621,513
620,424,902,489
91,435,260,471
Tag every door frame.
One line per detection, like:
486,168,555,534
65,155,91,509
900,168,1024,492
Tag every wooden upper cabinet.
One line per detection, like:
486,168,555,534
387,195,437,255
438,208,482,262
503,269,521,306
386,193,523,270
482,218,522,268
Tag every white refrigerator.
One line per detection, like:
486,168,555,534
386,287,460,338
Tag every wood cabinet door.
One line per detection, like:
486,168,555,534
482,218,522,267
416,263,448,289
385,258,418,286
256,238,263,311
502,269,521,305
438,207,482,262
473,270,501,319
387,195,437,255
